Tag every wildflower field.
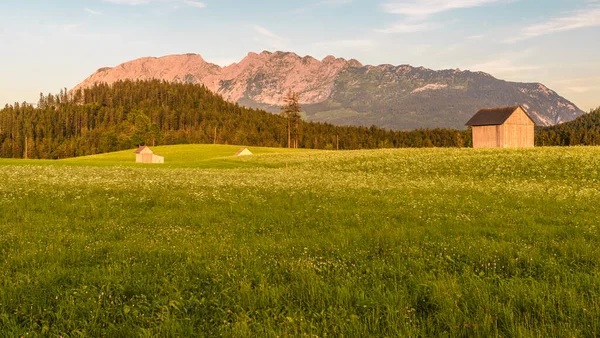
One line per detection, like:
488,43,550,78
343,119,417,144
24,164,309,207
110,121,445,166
1,145,599,337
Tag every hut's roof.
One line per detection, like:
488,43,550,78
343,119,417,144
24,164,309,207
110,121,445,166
135,146,149,154
465,106,533,126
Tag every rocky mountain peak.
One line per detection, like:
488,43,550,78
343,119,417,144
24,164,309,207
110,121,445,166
73,50,585,130
75,51,362,106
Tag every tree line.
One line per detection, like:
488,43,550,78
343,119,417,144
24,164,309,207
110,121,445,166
1,80,597,160
0,80,472,159
535,107,600,146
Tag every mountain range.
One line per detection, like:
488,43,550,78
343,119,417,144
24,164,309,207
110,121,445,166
74,51,585,130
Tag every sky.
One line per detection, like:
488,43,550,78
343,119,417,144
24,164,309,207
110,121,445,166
0,0,599,111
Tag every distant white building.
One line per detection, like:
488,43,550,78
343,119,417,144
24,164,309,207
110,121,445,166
234,148,253,156
135,146,164,164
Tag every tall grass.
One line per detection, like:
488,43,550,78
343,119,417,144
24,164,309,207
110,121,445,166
0,146,599,336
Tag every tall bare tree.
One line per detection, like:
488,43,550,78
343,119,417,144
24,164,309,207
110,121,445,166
280,90,301,148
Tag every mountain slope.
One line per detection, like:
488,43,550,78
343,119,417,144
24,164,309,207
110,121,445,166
75,51,584,130
304,65,582,130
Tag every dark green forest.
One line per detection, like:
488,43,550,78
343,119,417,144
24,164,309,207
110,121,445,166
0,80,471,159
536,107,600,146
0,80,598,159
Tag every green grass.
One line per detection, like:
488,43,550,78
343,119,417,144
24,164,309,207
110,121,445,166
0,144,309,169
1,145,599,337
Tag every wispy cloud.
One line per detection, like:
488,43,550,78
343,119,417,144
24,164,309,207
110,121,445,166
295,0,352,14
466,34,485,40
318,0,353,5
85,8,102,15
377,0,507,34
506,6,600,42
375,22,438,33
251,25,288,50
104,0,150,5
183,1,205,8
314,39,374,47
62,24,81,32
552,77,600,93
466,47,547,79
103,0,206,7
471,59,542,75
313,39,375,51
44,22,118,41
381,0,510,19
252,25,282,40
470,51,545,80
563,85,600,93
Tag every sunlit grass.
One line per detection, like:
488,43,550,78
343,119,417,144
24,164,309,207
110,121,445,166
0,145,599,336
0,144,311,169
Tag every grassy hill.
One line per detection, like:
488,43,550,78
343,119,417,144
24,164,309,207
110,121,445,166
68,144,308,169
1,145,599,336
0,144,310,169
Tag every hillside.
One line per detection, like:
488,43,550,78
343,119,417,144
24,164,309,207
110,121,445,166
60,144,308,169
74,51,584,130
0,80,470,159
537,106,600,146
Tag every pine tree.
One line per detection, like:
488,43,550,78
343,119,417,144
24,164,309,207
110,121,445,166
280,90,301,148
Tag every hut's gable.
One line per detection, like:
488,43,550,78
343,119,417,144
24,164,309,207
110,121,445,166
504,107,535,126
135,146,153,155
235,148,253,156
466,106,535,149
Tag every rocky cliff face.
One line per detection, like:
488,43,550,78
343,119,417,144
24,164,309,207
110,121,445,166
74,54,221,91
74,51,584,130
74,51,361,105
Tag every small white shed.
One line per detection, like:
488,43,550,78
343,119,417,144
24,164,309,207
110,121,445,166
135,146,165,164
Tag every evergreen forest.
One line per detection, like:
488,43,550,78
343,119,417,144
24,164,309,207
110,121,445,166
0,80,598,159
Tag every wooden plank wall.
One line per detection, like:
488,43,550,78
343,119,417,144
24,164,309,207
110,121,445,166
152,155,165,164
472,125,500,148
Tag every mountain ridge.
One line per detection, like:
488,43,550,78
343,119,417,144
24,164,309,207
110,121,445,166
74,51,584,130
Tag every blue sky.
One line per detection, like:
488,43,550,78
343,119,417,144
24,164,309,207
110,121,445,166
1,0,599,110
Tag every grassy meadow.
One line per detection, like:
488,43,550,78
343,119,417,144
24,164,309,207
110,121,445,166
1,145,599,337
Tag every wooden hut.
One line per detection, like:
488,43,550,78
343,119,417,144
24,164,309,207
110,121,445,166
135,146,164,164
234,148,253,156
465,106,535,149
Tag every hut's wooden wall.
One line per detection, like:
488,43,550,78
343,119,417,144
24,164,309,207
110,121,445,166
151,155,164,164
500,124,534,148
472,125,500,148
136,148,156,163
